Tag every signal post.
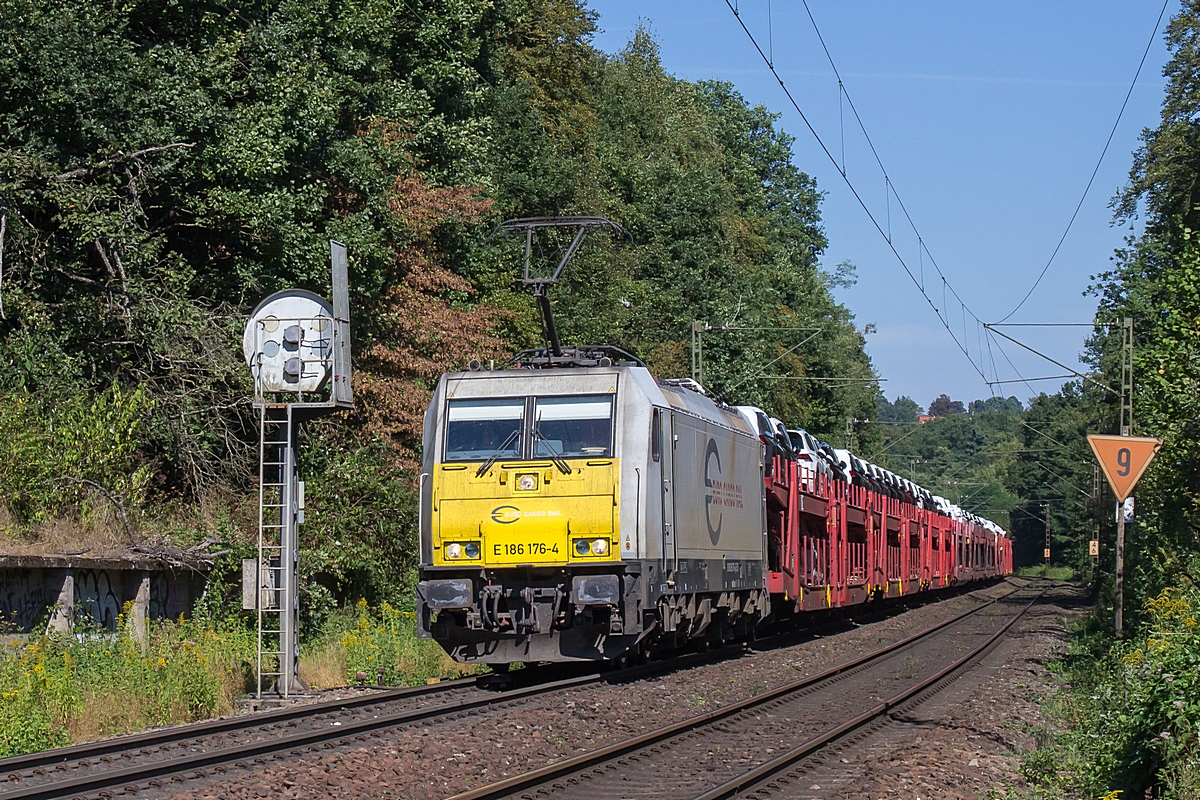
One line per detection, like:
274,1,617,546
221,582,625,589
1087,434,1160,635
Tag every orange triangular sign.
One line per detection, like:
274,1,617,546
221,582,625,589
1087,434,1163,502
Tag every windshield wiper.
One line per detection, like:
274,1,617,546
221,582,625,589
475,428,522,478
533,426,573,475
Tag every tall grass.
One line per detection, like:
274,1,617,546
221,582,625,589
300,599,479,688
0,600,477,758
1016,565,1075,580
0,605,254,757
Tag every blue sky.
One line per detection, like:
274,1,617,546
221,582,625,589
587,1,1172,411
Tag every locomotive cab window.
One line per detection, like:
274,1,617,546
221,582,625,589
533,395,613,458
445,398,525,461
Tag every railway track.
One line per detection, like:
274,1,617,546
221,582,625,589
0,583,1014,800
0,631,802,799
447,585,1043,800
0,663,628,800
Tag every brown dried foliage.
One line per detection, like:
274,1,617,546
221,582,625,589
356,171,509,471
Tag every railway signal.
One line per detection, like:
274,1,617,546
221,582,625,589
242,241,354,697
1087,433,1162,636
1087,435,1161,502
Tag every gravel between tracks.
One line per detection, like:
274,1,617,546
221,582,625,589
160,581,1027,800
811,581,1086,800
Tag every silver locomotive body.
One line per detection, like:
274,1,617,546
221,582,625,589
416,365,771,663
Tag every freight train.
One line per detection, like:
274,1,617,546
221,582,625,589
415,216,1011,665
415,350,1011,665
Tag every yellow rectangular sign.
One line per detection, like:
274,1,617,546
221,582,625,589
487,536,565,564
1089,540,1100,557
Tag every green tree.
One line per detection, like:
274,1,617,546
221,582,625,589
927,394,965,417
1090,0,1200,609
877,395,921,424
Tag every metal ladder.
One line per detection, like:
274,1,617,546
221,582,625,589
256,404,293,697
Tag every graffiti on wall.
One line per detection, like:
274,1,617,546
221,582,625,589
0,566,200,633
75,569,123,631
150,571,170,620
0,568,55,631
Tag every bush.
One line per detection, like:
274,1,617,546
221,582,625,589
0,386,155,525
1028,585,1200,798
0,605,255,757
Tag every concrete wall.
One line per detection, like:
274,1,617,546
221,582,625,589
0,559,207,634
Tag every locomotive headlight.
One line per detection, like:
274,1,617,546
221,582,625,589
573,538,611,557
443,542,481,561
517,473,538,491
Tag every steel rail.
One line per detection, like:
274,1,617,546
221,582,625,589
0,669,622,800
0,653,693,778
689,589,1045,800
0,678,476,775
446,587,1022,800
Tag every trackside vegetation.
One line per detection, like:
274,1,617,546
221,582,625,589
0,600,465,756
0,608,253,757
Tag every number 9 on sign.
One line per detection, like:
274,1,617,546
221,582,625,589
1117,447,1131,476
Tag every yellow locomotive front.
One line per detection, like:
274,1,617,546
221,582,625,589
416,367,643,663
430,393,619,568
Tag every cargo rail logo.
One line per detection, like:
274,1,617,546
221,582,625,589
703,438,743,544
491,505,521,524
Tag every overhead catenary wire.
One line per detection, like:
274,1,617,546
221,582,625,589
986,329,1041,398
799,0,991,333
1017,418,1075,453
987,374,1076,384
984,324,1116,394
995,0,1172,323
724,0,989,383
735,0,1171,396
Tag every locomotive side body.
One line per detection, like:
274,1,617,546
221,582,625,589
416,365,771,664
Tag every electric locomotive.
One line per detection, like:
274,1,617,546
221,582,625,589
415,355,769,663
